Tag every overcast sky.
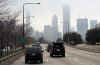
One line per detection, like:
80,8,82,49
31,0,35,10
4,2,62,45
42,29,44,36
11,0,100,32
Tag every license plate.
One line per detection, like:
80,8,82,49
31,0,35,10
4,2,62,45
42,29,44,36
32,53,35,56
57,49,60,51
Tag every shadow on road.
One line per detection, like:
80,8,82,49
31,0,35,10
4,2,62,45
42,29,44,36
25,61,43,64
50,56,65,58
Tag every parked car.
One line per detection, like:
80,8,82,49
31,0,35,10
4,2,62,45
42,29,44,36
25,46,43,64
50,41,65,57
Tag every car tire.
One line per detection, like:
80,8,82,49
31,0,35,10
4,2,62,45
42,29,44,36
25,57,29,64
50,53,53,57
25,59,28,64
40,58,43,63
62,54,65,57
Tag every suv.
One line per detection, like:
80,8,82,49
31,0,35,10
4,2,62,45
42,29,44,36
25,46,43,64
50,41,65,57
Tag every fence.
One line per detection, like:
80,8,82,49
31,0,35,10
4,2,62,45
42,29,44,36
0,47,24,63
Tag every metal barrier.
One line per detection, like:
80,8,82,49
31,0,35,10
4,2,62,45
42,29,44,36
0,47,24,64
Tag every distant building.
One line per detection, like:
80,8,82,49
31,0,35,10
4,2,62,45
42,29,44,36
52,15,59,41
63,5,71,34
44,25,53,41
26,11,30,26
33,31,43,40
77,18,88,41
43,15,59,41
96,23,100,28
90,20,97,29
58,32,62,39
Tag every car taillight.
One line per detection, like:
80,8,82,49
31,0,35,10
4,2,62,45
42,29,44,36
51,48,53,52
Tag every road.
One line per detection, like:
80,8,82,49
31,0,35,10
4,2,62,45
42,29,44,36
11,44,100,65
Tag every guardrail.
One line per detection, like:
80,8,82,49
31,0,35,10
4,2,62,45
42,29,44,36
0,47,24,64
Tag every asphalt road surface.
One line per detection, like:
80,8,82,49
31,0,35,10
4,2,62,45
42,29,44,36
11,44,100,65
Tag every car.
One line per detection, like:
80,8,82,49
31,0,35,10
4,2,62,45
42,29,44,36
49,41,65,57
25,46,43,64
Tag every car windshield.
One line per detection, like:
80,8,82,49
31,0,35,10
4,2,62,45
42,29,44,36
26,47,41,52
53,44,63,47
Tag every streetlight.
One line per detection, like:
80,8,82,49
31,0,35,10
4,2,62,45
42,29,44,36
67,23,70,45
22,2,40,48
23,2,40,38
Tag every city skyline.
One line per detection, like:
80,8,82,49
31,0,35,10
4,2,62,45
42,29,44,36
89,20,97,29
63,4,71,34
11,0,99,32
77,18,88,40
43,14,60,41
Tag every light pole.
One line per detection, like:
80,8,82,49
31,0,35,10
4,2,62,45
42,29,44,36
23,2,40,38
67,23,70,45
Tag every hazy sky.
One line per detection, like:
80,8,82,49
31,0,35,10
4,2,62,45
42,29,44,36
11,0,100,32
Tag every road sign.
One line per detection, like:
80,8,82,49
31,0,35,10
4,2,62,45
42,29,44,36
19,38,26,45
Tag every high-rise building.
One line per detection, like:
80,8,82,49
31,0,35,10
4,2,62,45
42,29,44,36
52,15,59,41
43,15,59,41
90,20,97,29
77,18,88,41
58,32,62,39
63,5,71,34
44,25,53,41
32,31,43,40
96,23,100,28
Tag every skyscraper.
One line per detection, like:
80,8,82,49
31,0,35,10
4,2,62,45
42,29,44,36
96,23,100,28
52,15,59,41
44,25,53,41
77,18,88,41
63,5,71,34
43,15,59,41
90,20,97,29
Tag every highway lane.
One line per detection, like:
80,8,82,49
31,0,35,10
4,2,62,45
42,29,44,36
67,46,100,65
11,44,100,65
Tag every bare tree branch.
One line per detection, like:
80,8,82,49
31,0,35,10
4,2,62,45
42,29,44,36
0,0,9,15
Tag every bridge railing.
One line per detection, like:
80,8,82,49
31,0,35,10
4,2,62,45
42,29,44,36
0,47,24,63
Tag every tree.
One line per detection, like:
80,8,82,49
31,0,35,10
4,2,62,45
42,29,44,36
63,32,82,45
0,0,10,15
86,28,100,45
0,0,24,57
